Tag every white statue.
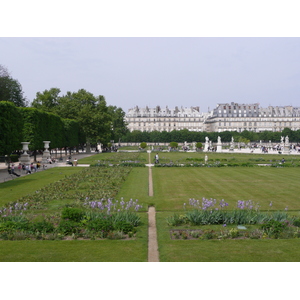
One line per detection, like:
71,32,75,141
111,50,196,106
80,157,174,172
205,155,208,163
218,136,221,144
285,135,289,145
205,136,209,143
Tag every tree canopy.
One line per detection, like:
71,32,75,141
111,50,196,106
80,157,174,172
0,65,26,107
0,101,23,155
32,88,127,145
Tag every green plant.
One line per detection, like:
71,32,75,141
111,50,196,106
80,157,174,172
86,218,113,232
166,214,186,226
200,230,215,240
229,228,239,238
113,221,134,234
140,142,147,149
107,231,125,239
293,219,300,227
30,220,54,233
196,142,202,149
61,207,84,222
57,219,82,235
261,220,287,238
169,142,178,149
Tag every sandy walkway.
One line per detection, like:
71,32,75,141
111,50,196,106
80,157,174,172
148,206,159,262
147,151,159,261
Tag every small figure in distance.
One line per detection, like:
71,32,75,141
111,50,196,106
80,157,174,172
8,165,20,177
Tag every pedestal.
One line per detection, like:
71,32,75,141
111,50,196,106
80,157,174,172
19,142,31,165
216,144,222,152
86,142,91,154
42,141,51,164
283,146,290,154
204,142,209,152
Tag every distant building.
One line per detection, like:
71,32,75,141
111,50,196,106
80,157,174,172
125,105,207,132
125,103,300,132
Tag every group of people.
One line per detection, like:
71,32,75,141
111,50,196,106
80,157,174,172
7,162,41,177
66,156,78,166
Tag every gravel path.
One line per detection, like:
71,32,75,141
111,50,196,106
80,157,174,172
148,206,159,262
147,151,159,261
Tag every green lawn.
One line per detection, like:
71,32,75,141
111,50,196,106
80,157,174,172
2,152,300,261
151,167,300,211
0,213,148,262
156,212,300,262
0,167,84,206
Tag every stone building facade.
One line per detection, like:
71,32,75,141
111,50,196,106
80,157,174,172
125,105,208,132
125,103,300,133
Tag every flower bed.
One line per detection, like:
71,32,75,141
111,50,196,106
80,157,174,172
170,221,300,240
0,199,143,240
167,198,300,239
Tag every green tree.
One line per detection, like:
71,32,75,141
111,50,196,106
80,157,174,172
107,105,129,143
0,101,23,155
0,65,26,107
32,88,112,147
149,130,161,143
31,88,61,113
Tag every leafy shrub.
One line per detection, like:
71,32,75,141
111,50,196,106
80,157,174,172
169,142,178,148
86,219,113,232
0,220,30,231
293,219,300,227
261,220,287,238
58,220,82,234
30,221,54,233
196,142,202,149
107,231,125,239
119,162,146,167
166,214,186,226
111,211,141,227
229,228,240,238
140,142,147,149
61,207,84,222
113,221,134,234
200,230,215,240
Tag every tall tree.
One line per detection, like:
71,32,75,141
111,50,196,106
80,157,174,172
0,101,23,155
33,88,113,146
107,105,129,143
31,88,61,112
0,65,26,107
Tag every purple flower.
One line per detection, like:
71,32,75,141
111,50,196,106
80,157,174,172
223,224,227,227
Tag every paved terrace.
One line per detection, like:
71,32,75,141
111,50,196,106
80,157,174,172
0,152,95,183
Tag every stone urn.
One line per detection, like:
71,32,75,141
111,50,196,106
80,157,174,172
42,141,51,164
19,142,31,165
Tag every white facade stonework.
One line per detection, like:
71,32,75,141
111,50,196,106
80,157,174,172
125,103,300,133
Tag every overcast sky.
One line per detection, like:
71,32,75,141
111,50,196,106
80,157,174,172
2,37,300,113
1,2,300,115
